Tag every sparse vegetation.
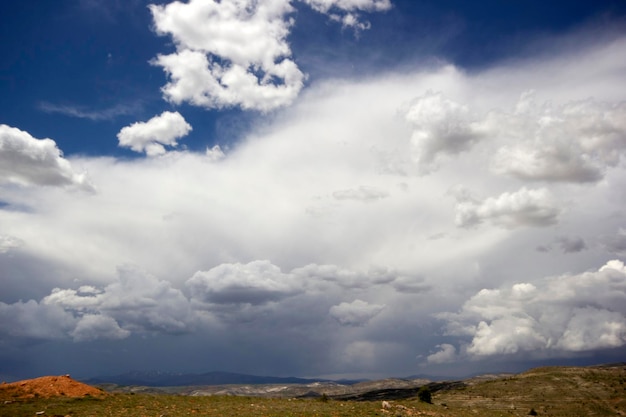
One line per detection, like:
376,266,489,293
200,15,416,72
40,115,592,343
1,364,624,417
417,386,432,403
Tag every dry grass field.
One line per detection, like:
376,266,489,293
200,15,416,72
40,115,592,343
1,364,624,417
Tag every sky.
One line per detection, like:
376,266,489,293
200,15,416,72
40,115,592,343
1,0,626,382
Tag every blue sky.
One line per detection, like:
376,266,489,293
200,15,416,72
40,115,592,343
1,0,626,381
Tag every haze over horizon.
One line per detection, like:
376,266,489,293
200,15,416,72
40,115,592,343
1,0,626,382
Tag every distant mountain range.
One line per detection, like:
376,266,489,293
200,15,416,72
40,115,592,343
85,370,363,387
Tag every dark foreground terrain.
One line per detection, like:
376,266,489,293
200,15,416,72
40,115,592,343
1,363,625,416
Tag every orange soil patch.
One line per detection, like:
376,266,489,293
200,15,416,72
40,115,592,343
0,375,105,400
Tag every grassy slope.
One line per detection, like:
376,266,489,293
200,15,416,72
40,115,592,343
435,364,626,416
1,364,625,417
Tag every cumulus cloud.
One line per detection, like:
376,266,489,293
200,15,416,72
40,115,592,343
426,343,457,364
488,92,626,183
401,89,626,181
0,265,195,343
187,260,301,305
435,260,626,361
0,124,93,190
205,144,226,161
329,299,385,326
149,0,304,111
149,0,389,111
454,187,560,228
0,300,75,343
403,91,484,173
117,111,192,156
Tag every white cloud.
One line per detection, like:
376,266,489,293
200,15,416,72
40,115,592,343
117,111,192,156
426,343,457,364
38,101,142,121
0,124,93,190
187,260,301,305
329,299,385,326
455,187,560,229
149,0,303,111
403,91,484,173
0,235,23,253
301,0,392,13
205,144,226,161
302,0,392,30
436,260,626,359
149,0,390,111
487,93,626,183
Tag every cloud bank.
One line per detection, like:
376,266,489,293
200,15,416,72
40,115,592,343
2,21,626,378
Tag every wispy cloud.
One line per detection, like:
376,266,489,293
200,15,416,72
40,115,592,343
38,101,143,121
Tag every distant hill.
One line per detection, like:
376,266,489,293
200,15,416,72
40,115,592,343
85,370,362,387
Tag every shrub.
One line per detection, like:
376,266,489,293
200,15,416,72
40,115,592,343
528,408,538,415
417,386,432,404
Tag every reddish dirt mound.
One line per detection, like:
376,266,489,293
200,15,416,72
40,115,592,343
0,375,105,400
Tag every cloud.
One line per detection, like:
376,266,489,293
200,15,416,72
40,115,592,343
0,235,23,253
435,260,626,361
117,111,192,156
301,0,392,13
149,0,389,111
149,0,304,111
0,265,197,343
2,29,626,378
187,260,301,305
205,144,226,161
292,264,396,289
488,92,626,183
70,314,130,342
38,101,142,121
403,91,484,173
0,125,93,190
556,236,587,254
332,186,389,202
301,0,392,30
0,300,75,344
426,343,457,364
329,299,385,326
454,187,560,229
604,228,626,257
401,89,626,181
